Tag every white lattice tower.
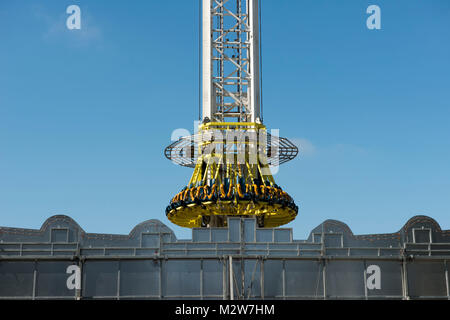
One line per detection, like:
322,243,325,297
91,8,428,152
203,0,261,123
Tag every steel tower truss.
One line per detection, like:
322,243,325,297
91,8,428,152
203,0,260,123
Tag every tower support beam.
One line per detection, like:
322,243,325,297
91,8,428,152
202,0,215,121
249,0,261,122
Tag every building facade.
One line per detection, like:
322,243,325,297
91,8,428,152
1,215,449,299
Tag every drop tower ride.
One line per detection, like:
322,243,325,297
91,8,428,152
165,0,298,228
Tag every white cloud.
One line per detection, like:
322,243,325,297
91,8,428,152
288,139,369,158
290,138,317,157
328,143,369,155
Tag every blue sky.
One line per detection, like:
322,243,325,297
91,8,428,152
0,0,449,240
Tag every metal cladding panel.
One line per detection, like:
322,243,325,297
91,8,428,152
119,260,160,297
244,220,256,243
50,229,69,243
246,260,262,298
211,229,228,242
324,233,343,248
83,261,119,298
285,260,324,297
193,229,211,243
228,219,241,242
325,261,366,298
274,229,291,243
256,229,273,242
0,261,34,298
365,260,403,298
407,262,448,298
141,234,160,248
203,260,224,297
36,261,75,298
162,260,201,297
263,260,283,299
